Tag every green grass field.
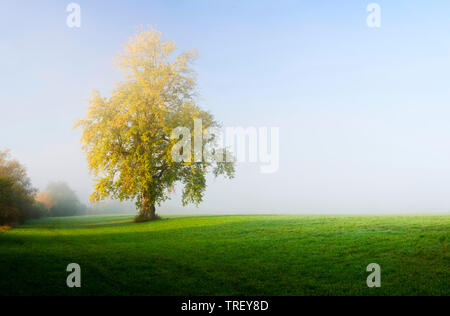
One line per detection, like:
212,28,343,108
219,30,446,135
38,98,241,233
0,214,448,296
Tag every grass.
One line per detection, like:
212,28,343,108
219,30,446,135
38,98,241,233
0,214,448,296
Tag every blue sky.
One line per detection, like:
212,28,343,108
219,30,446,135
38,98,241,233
1,1,450,213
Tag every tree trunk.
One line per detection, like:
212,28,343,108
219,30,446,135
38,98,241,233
150,204,156,219
139,194,157,221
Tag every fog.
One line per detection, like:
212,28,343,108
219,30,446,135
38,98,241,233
2,1,450,214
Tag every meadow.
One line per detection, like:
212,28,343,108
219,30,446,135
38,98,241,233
0,214,448,296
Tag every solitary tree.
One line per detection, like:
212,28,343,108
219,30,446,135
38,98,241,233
75,28,234,221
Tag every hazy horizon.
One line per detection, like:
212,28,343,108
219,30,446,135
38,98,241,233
2,1,450,214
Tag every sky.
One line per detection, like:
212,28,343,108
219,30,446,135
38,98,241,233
1,0,450,214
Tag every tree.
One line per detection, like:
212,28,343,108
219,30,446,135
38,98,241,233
0,150,43,224
75,28,234,221
37,182,86,217
0,176,20,225
35,191,54,216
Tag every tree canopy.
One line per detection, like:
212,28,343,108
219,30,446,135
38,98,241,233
75,28,234,221
36,182,86,217
0,150,43,224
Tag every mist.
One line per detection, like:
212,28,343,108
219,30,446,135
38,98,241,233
2,1,450,214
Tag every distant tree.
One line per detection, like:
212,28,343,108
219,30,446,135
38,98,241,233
39,182,86,217
0,150,42,224
75,28,234,222
35,191,54,216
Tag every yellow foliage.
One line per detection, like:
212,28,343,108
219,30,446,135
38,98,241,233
75,28,234,215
